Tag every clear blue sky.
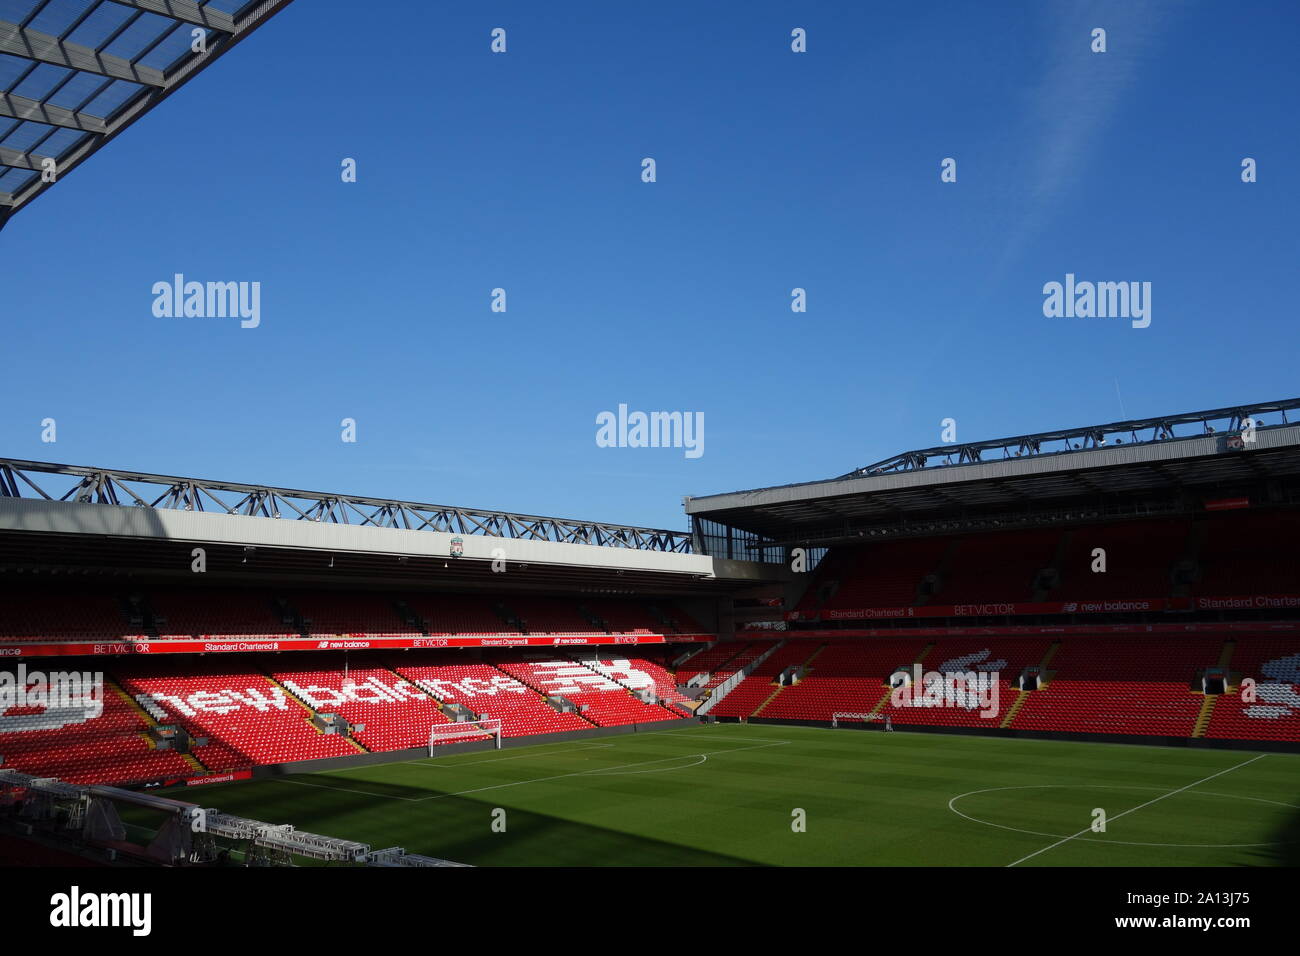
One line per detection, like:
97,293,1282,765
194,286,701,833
2,0,1296,530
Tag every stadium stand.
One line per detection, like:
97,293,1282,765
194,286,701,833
0,590,140,643
490,656,682,726
270,657,450,752
503,598,605,634
5,632,1300,789
815,539,946,612
391,653,592,737
761,639,928,721
150,589,299,640
1051,520,1187,600
0,669,192,784
693,641,777,691
709,643,815,717
1196,512,1300,595
675,642,747,685
115,658,358,771
285,593,420,639
576,653,695,709
1006,635,1221,737
935,531,1061,603
1205,638,1300,742
581,600,663,633
883,637,1051,727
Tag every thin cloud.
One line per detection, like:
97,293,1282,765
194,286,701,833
993,3,1173,275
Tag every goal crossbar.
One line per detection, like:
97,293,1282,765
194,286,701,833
831,712,880,728
429,718,502,755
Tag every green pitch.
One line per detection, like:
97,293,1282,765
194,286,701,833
187,723,1299,866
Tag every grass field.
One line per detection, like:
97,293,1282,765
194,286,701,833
181,724,1300,866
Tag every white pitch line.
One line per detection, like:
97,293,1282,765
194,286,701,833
414,739,790,802
583,754,710,775
275,777,423,802
1004,754,1270,867
269,738,785,806
399,742,617,769
642,729,796,744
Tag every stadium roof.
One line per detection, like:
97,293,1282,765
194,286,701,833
0,456,788,591
0,0,294,228
0,456,695,552
686,398,1300,551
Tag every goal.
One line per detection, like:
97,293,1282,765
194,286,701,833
831,712,880,728
429,718,502,755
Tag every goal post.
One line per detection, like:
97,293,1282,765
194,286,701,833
831,712,879,728
428,718,502,755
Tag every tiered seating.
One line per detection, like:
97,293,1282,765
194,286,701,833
9,627,1300,789
391,653,591,736
763,639,929,721
491,656,681,726
271,657,450,752
403,594,512,635
0,590,137,642
0,672,192,784
582,600,662,633
653,604,708,634
881,637,1050,728
1196,513,1300,595
792,549,857,617
288,593,419,638
818,538,947,612
707,643,777,689
1010,635,1219,736
709,643,815,717
689,642,776,691
504,598,602,634
936,531,1061,604
676,643,746,685
1053,521,1187,600
573,652,694,709
116,659,357,771
1205,638,1300,742
150,589,296,640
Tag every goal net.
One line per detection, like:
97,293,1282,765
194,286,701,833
831,712,880,728
429,718,502,755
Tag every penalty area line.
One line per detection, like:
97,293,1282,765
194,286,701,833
414,739,791,801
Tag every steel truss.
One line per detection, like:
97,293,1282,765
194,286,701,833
0,457,695,553
840,398,1300,479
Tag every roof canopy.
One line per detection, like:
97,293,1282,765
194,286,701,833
0,0,293,227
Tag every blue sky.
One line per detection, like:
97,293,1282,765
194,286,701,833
2,0,1297,530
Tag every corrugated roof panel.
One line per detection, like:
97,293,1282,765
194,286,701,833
63,1,136,50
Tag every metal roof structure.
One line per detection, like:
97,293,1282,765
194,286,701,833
0,0,294,228
687,399,1300,554
0,461,793,592
836,398,1299,479
0,456,696,552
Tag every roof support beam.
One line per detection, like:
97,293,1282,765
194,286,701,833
105,0,237,33
0,144,58,171
0,0,296,227
0,20,167,87
0,91,108,133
